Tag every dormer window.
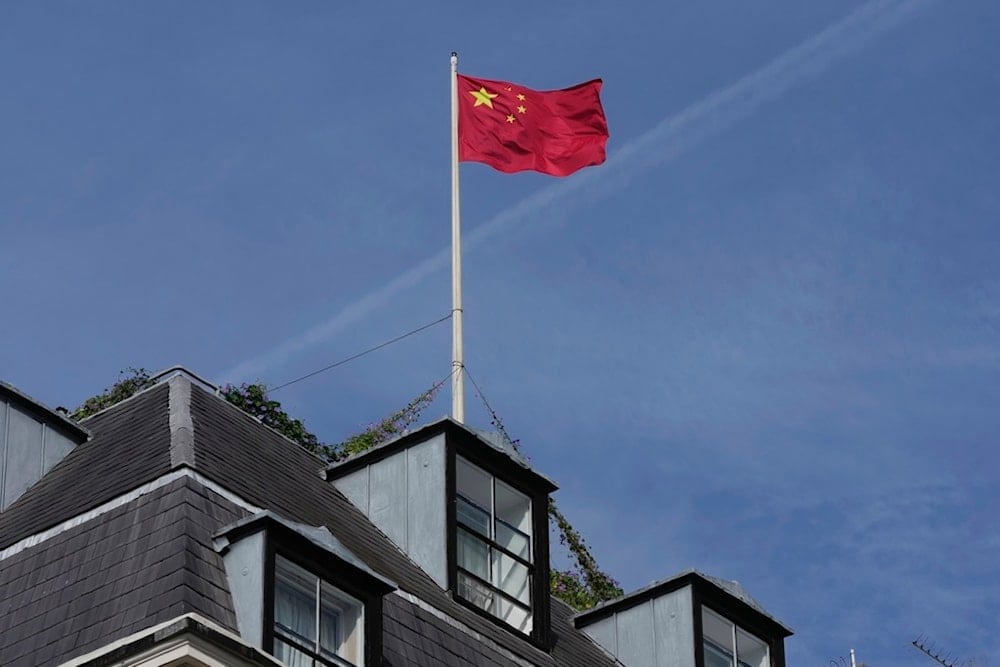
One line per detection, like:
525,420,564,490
213,512,395,667
324,419,556,645
702,606,770,667
455,456,534,634
575,570,791,667
274,555,364,666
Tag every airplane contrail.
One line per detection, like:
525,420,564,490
219,0,936,384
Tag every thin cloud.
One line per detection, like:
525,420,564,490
219,0,936,384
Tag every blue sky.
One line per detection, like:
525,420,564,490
2,1,997,665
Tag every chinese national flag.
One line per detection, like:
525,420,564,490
457,74,608,177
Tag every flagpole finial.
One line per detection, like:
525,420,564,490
451,52,458,66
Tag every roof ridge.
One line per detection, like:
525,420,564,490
168,375,195,468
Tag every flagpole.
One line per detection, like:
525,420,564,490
450,52,465,423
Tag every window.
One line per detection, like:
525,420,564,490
274,555,364,667
702,607,770,667
454,456,534,634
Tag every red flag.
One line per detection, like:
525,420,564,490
457,74,608,177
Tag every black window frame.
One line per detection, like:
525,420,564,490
692,584,786,667
574,572,789,667
445,430,555,649
454,474,536,633
255,522,391,667
271,553,365,666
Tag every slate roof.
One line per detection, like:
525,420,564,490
0,383,172,551
0,475,244,666
0,373,619,666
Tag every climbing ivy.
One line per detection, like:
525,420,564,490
549,499,624,609
335,386,439,460
485,408,623,609
219,382,331,458
70,367,156,421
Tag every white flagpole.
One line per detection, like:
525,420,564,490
450,52,465,423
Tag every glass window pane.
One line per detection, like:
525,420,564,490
457,495,490,537
274,638,315,667
457,529,491,579
453,458,536,636
705,638,735,667
494,479,531,536
492,550,530,605
319,598,341,656
495,595,533,635
702,607,770,667
457,571,495,612
320,579,363,666
737,628,769,667
275,557,317,648
702,607,734,652
495,519,530,561
457,457,492,512
275,556,363,667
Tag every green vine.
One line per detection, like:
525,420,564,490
485,404,622,610
70,367,156,421
549,498,623,609
335,385,440,460
220,382,332,458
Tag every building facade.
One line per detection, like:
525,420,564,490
0,369,791,666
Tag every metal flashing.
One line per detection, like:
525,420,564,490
168,375,195,468
58,612,281,666
150,365,219,393
324,416,558,492
0,467,260,563
0,380,89,443
213,510,396,591
574,568,793,636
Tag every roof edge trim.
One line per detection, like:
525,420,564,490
574,569,793,636
58,612,281,666
324,417,558,493
151,365,219,393
0,467,261,561
0,380,90,442
213,510,396,592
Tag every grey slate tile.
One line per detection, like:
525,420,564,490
0,384,172,551
0,476,242,666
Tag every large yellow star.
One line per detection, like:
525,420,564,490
469,87,498,108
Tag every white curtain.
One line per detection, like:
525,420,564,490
275,577,316,667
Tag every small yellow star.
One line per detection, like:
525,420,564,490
517,105,526,114
506,114,516,123
469,87,498,108
516,93,526,101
